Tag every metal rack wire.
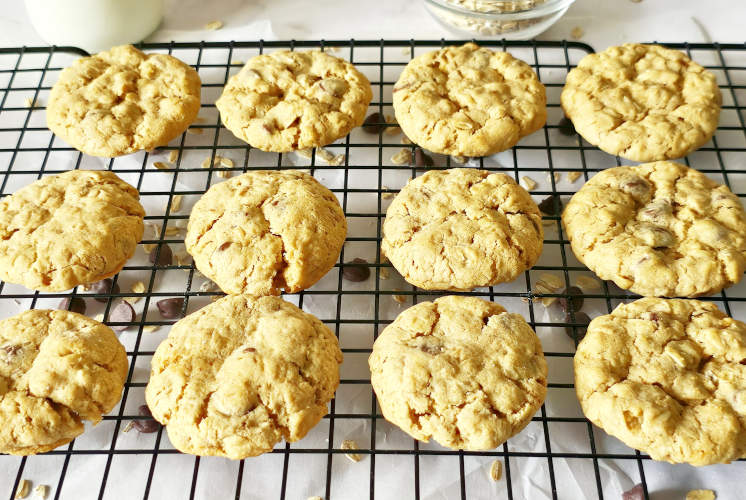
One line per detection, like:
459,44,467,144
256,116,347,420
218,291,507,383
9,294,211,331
0,39,745,500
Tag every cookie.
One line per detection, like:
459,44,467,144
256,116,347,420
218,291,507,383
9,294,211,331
562,161,746,297
185,170,346,296
381,168,543,290
0,170,145,292
392,43,546,157
0,309,128,455
47,45,201,157
574,298,746,465
145,294,342,459
215,50,372,152
561,43,721,162
369,296,547,450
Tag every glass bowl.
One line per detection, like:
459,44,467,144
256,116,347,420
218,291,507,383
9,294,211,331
424,0,576,40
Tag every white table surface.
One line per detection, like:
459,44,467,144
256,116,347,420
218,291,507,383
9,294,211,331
1,0,744,51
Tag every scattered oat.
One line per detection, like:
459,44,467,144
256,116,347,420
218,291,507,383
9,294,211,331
341,439,362,462
168,150,179,163
219,157,234,168
489,460,503,481
147,222,161,238
575,275,601,291
570,26,584,39
24,97,35,108
170,195,183,213
686,490,715,500
400,135,412,145
122,421,135,433
143,243,156,254
546,172,561,184
534,273,564,307
326,46,341,53
330,154,346,166
15,480,30,499
380,268,390,279
205,20,224,30
164,226,181,236
199,280,220,293
390,148,411,165
153,161,171,170
231,59,244,66
200,156,212,168
126,281,146,305
94,313,104,322
520,176,537,191
393,293,407,305
296,148,313,159
401,47,412,55
382,187,394,200
317,149,335,162
541,219,555,227
143,325,160,333
384,115,401,136
33,485,48,499
451,155,467,164
186,128,203,135
567,171,582,183
217,169,232,178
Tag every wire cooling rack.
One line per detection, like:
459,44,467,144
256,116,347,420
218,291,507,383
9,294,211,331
0,40,745,500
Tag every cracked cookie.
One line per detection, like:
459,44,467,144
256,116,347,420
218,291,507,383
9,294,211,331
0,309,128,455
381,168,543,291
0,170,145,292
369,296,547,450
574,297,746,465
47,45,201,157
562,161,746,297
561,43,721,162
145,294,342,459
185,170,346,295
215,50,372,152
392,43,546,157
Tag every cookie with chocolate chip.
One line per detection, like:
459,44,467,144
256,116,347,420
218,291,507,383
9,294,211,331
562,161,746,297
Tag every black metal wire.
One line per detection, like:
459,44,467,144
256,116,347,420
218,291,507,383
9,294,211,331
0,39,745,500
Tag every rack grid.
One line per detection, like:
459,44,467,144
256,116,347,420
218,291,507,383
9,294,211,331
0,39,745,500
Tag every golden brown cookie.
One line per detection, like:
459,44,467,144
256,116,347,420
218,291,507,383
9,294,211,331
575,298,746,466
0,309,128,455
185,170,347,296
381,168,543,290
562,161,746,297
215,50,372,152
0,170,145,292
145,294,342,459
369,296,547,450
47,45,201,157
561,43,721,162
392,43,546,157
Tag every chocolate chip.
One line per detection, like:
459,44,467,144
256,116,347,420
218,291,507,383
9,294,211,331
149,243,172,267
414,148,434,169
157,298,185,319
564,311,591,342
559,286,584,313
622,484,644,500
362,112,385,134
109,300,135,332
88,278,120,303
342,258,370,282
558,117,576,136
132,404,160,434
58,297,87,315
538,195,563,216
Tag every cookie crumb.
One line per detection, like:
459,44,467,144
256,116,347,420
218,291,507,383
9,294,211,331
200,156,212,169
186,128,203,135
231,59,244,66
341,439,362,462
122,420,135,433
205,20,223,30
216,170,232,179
143,325,160,333
520,176,537,191
143,243,156,254
171,194,183,213
489,459,502,481
401,47,411,55
380,268,390,279
390,148,411,165
547,172,561,184
33,485,48,499
570,26,584,39
534,273,563,306
219,157,234,168
24,97,36,109
567,171,582,183
384,115,401,136
330,154,346,166
451,155,467,164
317,148,335,162
686,490,715,500
393,293,407,305
126,281,146,304
15,479,30,499
168,150,179,163
401,135,412,145
382,186,395,200
94,313,105,322
153,161,171,170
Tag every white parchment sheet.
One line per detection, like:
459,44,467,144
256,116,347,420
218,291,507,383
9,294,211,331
0,40,745,500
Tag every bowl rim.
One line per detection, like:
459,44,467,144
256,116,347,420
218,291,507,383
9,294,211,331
425,0,576,19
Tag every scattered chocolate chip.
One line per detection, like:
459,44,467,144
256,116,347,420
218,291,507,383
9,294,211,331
149,243,173,267
559,286,584,313
109,300,135,332
132,404,160,433
157,298,185,319
622,484,644,500
89,278,120,303
564,311,591,342
58,297,87,315
414,148,434,169
558,117,576,136
362,112,385,134
342,258,371,282
538,195,563,216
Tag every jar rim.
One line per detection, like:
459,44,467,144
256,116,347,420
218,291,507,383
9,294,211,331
425,0,576,18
